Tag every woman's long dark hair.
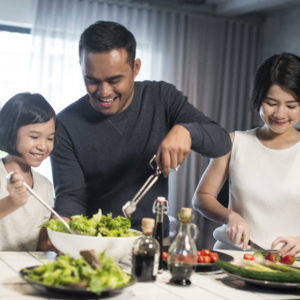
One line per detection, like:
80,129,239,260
252,53,300,111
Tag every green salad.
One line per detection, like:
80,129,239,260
23,252,131,295
43,210,139,237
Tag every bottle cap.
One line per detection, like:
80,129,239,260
157,196,167,204
142,218,155,230
181,207,192,218
178,207,193,222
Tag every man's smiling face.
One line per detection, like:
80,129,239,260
81,48,141,115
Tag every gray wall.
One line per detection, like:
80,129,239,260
262,5,300,59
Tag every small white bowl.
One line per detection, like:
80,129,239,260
47,228,140,261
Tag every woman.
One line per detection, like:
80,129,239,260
194,53,300,257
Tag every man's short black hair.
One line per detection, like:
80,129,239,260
0,93,56,156
79,21,136,66
252,53,300,111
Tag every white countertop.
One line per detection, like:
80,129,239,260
1,250,300,299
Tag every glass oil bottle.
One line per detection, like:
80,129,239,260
168,207,198,286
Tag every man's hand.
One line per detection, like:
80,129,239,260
156,124,192,177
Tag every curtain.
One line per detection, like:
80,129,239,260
169,15,262,247
29,0,187,112
30,0,262,248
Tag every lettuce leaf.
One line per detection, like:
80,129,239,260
43,210,139,237
24,252,131,295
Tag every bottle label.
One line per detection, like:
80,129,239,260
153,253,159,276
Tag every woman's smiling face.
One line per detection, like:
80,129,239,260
260,84,300,135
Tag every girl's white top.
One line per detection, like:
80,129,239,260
0,159,53,250
213,128,300,250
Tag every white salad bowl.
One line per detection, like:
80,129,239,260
47,228,140,262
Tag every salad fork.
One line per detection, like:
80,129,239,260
6,171,83,235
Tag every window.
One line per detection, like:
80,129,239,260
0,25,32,108
0,26,53,180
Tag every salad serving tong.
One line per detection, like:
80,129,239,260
122,155,179,218
6,171,83,235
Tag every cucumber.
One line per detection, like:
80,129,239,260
264,260,300,273
243,261,276,272
215,260,300,283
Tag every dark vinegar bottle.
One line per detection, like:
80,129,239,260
132,218,160,282
153,197,168,270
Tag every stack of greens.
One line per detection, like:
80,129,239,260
23,252,131,295
43,210,139,237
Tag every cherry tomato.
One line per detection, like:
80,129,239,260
200,249,211,256
197,254,204,263
162,251,168,260
243,253,255,260
209,253,219,263
209,252,219,259
203,255,211,263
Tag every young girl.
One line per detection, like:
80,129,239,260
0,93,55,251
194,53,300,257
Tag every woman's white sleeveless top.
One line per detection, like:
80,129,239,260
213,129,300,250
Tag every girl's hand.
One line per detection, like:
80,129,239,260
6,172,28,207
271,236,300,257
227,211,250,250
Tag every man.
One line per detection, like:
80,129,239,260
51,21,231,236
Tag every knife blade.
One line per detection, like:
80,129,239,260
248,240,277,252
248,240,266,251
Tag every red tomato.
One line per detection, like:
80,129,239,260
197,254,204,263
280,254,294,265
203,255,211,263
243,253,255,260
162,251,168,260
209,253,219,263
200,249,211,256
209,252,219,259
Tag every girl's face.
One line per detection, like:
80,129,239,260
259,84,300,135
15,118,55,167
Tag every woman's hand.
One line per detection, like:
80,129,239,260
227,210,250,250
6,172,28,207
271,236,300,257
